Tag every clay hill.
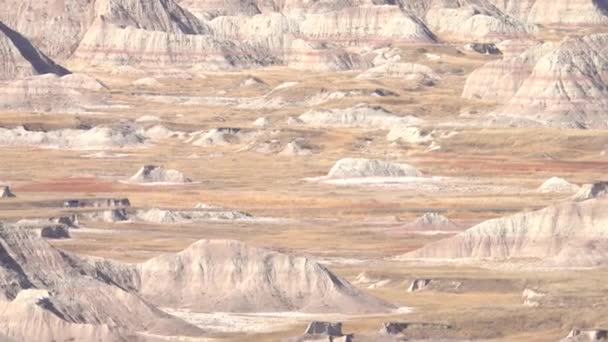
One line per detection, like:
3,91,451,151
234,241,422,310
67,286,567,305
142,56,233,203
400,198,608,267
465,33,608,128
138,239,394,313
0,225,393,341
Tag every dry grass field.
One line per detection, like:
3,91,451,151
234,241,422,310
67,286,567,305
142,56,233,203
2,32,608,342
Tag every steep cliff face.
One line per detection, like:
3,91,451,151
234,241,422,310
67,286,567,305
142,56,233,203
0,0,95,60
493,34,608,128
0,21,70,80
71,0,275,68
488,0,608,25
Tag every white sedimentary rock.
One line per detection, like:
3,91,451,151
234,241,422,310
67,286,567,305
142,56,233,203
299,104,421,129
537,177,580,193
128,165,192,184
400,198,608,267
468,34,608,128
138,239,395,313
327,158,421,179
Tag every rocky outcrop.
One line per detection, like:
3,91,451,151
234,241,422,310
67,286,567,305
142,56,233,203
285,38,368,71
0,283,201,342
0,225,202,341
327,158,422,179
63,198,130,208
423,1,532,42
527,0,608,25
128,165,192,184
71,0,273,69
357,62,438,85
489,0,608,26
495,34,608,128
379,321,451,335
186,127,258,146
572,182,608,202
0,73,108,113
279,138,314,156
537,177,580,194
0,21,70,80
400,198,608,267
77,209,130,223
407,279,432,292
38,225,71,239
177,0,272,17
252,117,271,127
522,288,547,307
298,104,421,129
201,4,435,71
386,126,434,145
353,272,392,289
72,19,271,69
298,321,354,342
135,208,253,223
298,5,436,44
0,124,146,149
304,322,343,336
138,239,395,313
462,41,556,103
465,43,502,55
0,0,94,60
12,219,72,240
95,0,208,35
0,186,15,198
0,224,394,340
403,212,461,231
208,12,298,51
562,329,608,341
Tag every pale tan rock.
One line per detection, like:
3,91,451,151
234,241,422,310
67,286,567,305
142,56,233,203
71,0,271,69
357,63,438,84
299,5,435,44
403,212,460,231
327,158,421,179
462,41,556,103
491,34,608,128
0,73,108,113
299,104,421,129
527,0,608,25
0,22,70,80
0,123,146,149
387,126,433,144
407,279,432,292
128,165,193,184
522,288,546,307
537,177,580,194
285,38,368,71
572,182,608,202
562,328,608,341
400,198,608,267
425,3,531,42
138,239,395,313
0,186,15,198
0,0,95,59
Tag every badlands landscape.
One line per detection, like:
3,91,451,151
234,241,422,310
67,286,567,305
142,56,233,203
1,0,608,341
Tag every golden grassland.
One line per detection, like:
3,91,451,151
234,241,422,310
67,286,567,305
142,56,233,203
1,39,608,341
